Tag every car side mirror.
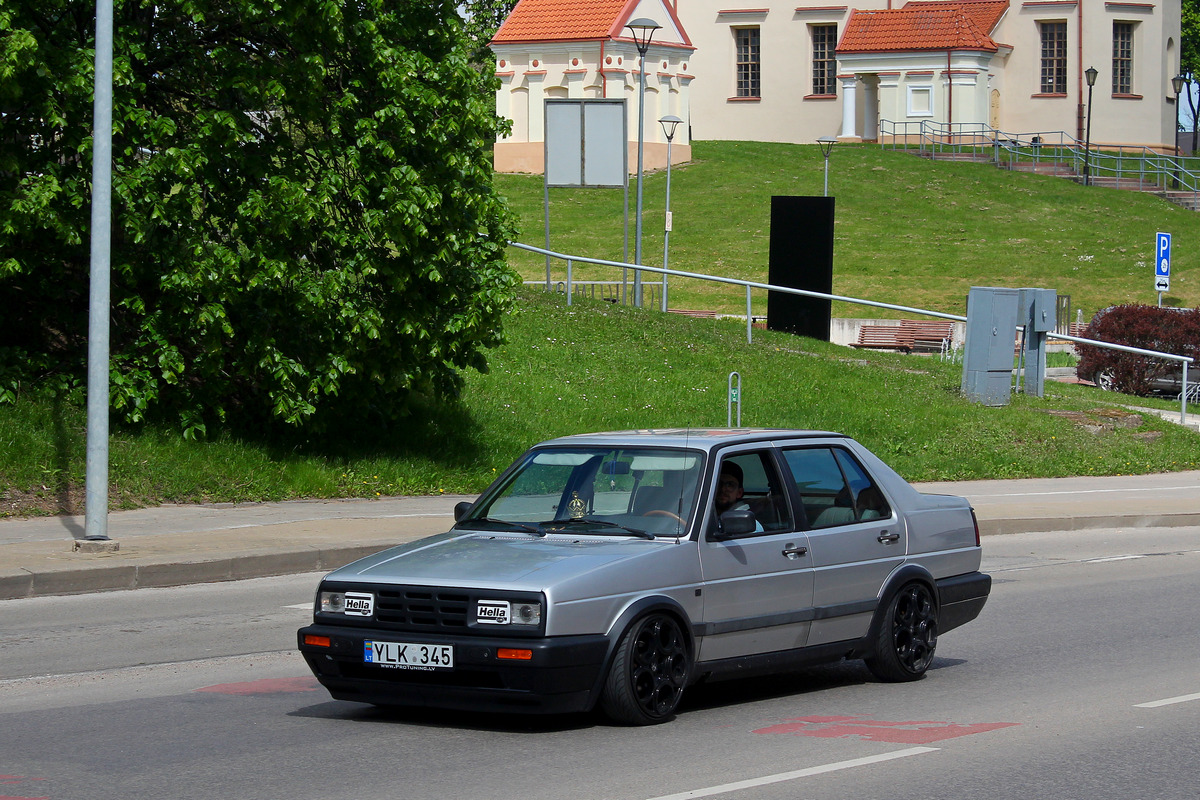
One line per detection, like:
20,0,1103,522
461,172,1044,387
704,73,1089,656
713,509,757,539
453,501,473,522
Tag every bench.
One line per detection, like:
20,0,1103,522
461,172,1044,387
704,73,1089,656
850,320,955,354
667,309,720,319
851,325,911,352
898,320,955,353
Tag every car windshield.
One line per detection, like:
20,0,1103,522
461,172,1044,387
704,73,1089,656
461,446,705,538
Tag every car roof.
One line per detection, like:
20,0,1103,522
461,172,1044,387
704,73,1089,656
537,429,847,453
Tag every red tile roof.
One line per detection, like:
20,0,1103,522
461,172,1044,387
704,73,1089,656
491,0,635,44
838,1,1009,53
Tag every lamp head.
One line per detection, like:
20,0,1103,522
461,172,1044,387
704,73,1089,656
1173,74,1186,96
1085,66,1098,87
817,137,837,158
625,18,661,54
658,114,683,141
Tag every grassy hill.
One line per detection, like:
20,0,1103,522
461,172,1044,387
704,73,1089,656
497,141,1200,320
4,141,1199,517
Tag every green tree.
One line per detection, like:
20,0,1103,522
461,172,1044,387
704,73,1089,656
459,0,518,62
0,0,516,437
1182,0,1200,150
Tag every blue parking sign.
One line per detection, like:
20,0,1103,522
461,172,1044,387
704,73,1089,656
1155,232,1171,293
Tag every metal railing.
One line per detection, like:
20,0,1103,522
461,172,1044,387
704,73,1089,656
879,120,1200,207
508,240,1192,423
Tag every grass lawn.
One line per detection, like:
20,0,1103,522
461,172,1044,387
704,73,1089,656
497,141,1200,321
3,142,1198,517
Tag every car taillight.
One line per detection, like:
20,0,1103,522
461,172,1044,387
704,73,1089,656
970,508,981,547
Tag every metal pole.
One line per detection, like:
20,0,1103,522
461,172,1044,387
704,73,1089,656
661,136,672,312
634,56,647,307
823,155,830,197
85,0,114,541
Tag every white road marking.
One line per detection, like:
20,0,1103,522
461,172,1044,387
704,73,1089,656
1085,555,1147,563
967,485,1197,498
1135,692,1200,708
643,747,939,800
285,603,312,610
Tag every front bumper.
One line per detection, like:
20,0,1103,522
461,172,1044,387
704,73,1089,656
936,571,991,633
297,624,611,715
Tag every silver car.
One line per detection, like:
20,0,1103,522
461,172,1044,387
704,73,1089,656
298,429,990,724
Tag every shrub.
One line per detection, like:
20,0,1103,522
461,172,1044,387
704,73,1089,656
1076,304,1200,395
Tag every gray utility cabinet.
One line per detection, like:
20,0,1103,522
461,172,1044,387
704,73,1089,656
1017,288,1057,398
961,287,1019,406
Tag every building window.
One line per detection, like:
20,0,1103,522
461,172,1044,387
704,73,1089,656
735,27,761,97
811,24,837,95
1113,22,1134,94
1039,21,1067,94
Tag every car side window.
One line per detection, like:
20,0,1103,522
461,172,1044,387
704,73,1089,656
782,447,890,529
710,450,792,535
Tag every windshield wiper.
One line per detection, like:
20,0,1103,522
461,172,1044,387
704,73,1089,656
468,517,548,537
547,518,656,540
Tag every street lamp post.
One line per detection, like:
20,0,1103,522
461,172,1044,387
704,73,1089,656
1173,74,1186,188
1083,66,1098,186
817,137,837,197
625,17,660,308
658,114,682,312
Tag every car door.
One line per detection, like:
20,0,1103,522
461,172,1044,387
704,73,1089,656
780,444,905,647
696,447,813,663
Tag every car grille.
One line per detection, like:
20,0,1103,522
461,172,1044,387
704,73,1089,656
375,587,470,630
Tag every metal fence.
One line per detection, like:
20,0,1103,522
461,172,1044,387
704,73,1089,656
879,120,1200,206
509,241,1192,423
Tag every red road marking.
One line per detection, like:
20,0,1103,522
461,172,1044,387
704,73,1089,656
0,773,49,800
754,715,1018,744
194,677,321,695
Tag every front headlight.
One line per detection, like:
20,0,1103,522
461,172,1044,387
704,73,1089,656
511,601,542,627
319,590,374,617
476,598,542,627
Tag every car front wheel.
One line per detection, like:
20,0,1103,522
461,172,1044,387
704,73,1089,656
600,613,690,725
865,582,938,682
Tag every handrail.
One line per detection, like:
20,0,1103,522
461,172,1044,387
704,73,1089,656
508,240,1192,423
878,120,1200,207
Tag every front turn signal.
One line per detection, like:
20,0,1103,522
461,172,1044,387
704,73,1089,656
497,648,533,661
304,634,331,648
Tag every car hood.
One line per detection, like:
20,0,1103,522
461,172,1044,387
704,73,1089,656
323,529,674,591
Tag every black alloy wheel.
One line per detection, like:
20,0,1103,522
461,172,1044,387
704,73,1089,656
865,582,938,682
600,613,690,725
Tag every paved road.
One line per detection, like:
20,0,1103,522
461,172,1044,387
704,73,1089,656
2,526,1197,800
2,471,1199,600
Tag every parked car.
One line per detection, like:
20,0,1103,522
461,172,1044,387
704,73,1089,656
1076,304,1200,397
298,429,991,724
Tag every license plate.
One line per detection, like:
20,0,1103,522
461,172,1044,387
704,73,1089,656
364,640,454,671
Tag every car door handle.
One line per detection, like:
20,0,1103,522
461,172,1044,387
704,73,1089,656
782,544,808,559
877,531,900,544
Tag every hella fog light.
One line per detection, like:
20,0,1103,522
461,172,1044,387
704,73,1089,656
320,591,374,616
320,591,346,613
511,602,542,626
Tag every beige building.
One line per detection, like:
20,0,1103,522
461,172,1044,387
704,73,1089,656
685,0,1181,151
491,0,696,174
493,0,1183,172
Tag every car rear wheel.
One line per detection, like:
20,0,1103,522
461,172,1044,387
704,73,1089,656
600,613,689,725
865,582,938,682
1095,369,1117,392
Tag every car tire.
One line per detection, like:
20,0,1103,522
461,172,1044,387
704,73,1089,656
865,582,938,682
600,613,690,725
1095,369,1117,392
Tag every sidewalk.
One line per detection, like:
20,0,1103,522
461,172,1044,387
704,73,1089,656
2,472,1199,600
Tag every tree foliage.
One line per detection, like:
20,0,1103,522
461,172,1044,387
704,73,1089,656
1182,0,1200,148
459,0,518,62
0,0,517,437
